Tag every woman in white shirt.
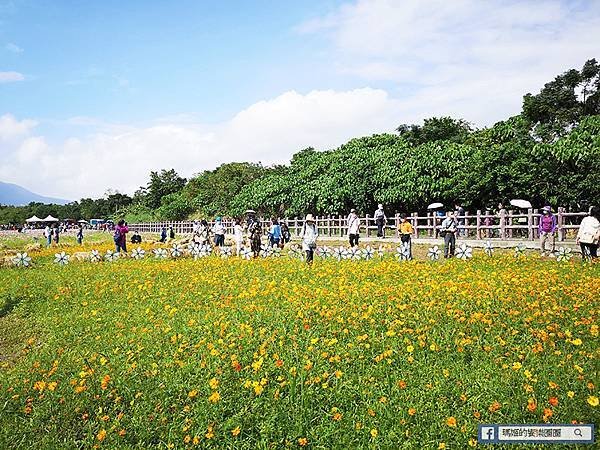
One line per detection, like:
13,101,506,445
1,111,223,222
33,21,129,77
300,214,318,264
234,220,244,255
576,206,600,261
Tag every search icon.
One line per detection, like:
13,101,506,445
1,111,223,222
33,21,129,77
574,428,582,437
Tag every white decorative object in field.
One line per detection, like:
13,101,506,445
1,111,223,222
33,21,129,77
514,243,526,257
240,246,252,260
349,246,362,260
104,250,117,262
131,247,145,260
483,240,494,257
260,245,272,258
153,248,168,259
288,244,303,259
171,243,183,258
362,246,374,260
377,245,385,258
220,246,232,258
456,243,473,260
90,250,102,262
556,246,573,262
54,252,69,266
395,244,410,261
201,244,212,255
13,252,32,267
190,245,201,259
187,242,197,254
271,247,282,257
428,245,441,260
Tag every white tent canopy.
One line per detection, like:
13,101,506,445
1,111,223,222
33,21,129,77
43,215,59,222
25,215,43,223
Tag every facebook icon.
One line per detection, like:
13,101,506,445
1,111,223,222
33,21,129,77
479,425,497,443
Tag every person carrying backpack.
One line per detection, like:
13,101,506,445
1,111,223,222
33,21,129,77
159,227,167,243
280,221,291,245
300,214,318,264
44,225,52,247
114,220,129,253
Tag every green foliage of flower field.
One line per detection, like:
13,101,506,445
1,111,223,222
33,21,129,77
0,250,598,449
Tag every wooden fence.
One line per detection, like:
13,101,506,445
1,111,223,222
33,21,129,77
129,208,587,242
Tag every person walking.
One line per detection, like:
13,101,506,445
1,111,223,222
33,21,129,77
159,226,167,243
53,223,60,244
234,219,244,255
44,224,52,247
374,204,387,238
440,212,458,258
399,214,414,259
248,216,262,258
576,206,600,261
114,219,129,253
76,224,84,245
168,226,176,241
347,209,360,247
212,217,225,247
269,219,282,247
300,214,318,264
280,220,291,245
539,205,557,256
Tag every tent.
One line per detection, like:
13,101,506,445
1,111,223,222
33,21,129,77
25,215,43,223
42,215,59,222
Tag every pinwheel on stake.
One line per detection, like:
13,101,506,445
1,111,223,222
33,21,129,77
456,243,473,260
271,247,282,258
428,245,441,260
220,246,232,258
556,246,573,262
13,252,32,267
54,252,69,266
153,248,168,259
514,244,526,258
377,245,386,258
362,246,374,260
349,246,362,261
90,250,102,262
171,244,183,258
131,247,145,260
105,250,118,262
240,246,252,260
483,240,494,257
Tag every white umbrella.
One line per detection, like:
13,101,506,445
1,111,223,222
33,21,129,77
25,215,43,223
43,215,59,222
509,199,532,209
427,202,444,210
77,219,88,223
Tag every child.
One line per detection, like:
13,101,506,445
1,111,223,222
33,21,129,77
399,215,414,259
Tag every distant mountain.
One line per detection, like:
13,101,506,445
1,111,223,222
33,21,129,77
0,181,70,206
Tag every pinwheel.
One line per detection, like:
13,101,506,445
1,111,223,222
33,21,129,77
153,248,168,259
220,246,233,258
428,245,441,260
271,247,282,258
483,240,494,257
105,250,118,262
260,245,272,258
362,246,374,260
556,246,573,262
54,252,69,266
377,245,386,258
90,250,102,262
395,244,410,261
240,246,252,260
131,247,145,260
514,244,525,258
171,243,183,258
13,252,32,267
455,243,473,260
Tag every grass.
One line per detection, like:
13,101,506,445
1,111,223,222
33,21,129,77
0,233,598,449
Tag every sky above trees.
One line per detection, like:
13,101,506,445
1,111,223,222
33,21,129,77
1,0,599,200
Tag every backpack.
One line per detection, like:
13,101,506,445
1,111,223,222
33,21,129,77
113,228,121,243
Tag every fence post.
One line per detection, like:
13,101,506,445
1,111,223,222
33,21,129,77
394,213,400,238
327,215,332,237
294,217,298,236
508,210,514,239
365,214,371,238
476,210,481,239
527,208,534,240
558,207,565,241
412,212,418,237
500,210,506,240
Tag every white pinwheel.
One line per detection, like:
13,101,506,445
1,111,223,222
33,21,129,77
13,252,32,267
455,243,473,260
271,246,282,258
187,242,198,254
220,246,233,258
153,248,168,259
90,250,102,262
362,246,374,260
395,244,410,261
260,244,272,258
288,244,302,259
483,240,494,257
54,252,69,266
377,245,386,258
240,246,252,260
556,246,573,262
428,245,441,261
189,245,202,260
514,244,526,258
105,250,118,262
131,247,145,260
319,246,332,259
171,243,183,258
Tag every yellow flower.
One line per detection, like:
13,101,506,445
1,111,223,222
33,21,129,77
209,378,219,389
97,429,107,441
438,443,446,449
298,437,308,446
446,416,457,427
370,428,378,438
208,391,221,403
408,407,416,416
47,381,57,391
571,338,582,346
588,396,599,407
512,362,522,370
567,391,575,398
188,389,198,399
406,345,414,353
231,426,241,437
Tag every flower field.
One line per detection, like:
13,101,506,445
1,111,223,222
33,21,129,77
0,239,598,448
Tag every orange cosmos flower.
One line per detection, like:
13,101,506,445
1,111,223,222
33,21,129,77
446,417,457,427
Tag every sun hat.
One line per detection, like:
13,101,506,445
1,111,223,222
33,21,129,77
216,216,221,221
378,204,383,209
543,206,552,213
350,208,356,213
305,214,315,222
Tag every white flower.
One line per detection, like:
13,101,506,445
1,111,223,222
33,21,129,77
90,250,102,262
456,243,473,260
362,246,374,260
153,248,168,259
105,250,118,262
349,246,362,261
556,246,573,262
428,245,441,260
131,247,145,260
13,252,32,267
483,240,494,257
220,246,232,258
171,243,183,258
514,244,526,257
240,246,252,260
54,252,69,266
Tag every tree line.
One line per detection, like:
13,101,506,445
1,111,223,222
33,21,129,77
1,59,599,225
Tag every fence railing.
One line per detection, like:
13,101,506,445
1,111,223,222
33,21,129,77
129,207,588,242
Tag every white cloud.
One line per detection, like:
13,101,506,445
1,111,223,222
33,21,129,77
0,71,24,82
0,114,37,140
297,0,600,125
0,88,402,199
5,42,23,53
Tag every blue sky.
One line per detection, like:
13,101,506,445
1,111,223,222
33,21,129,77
1,0,599,199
